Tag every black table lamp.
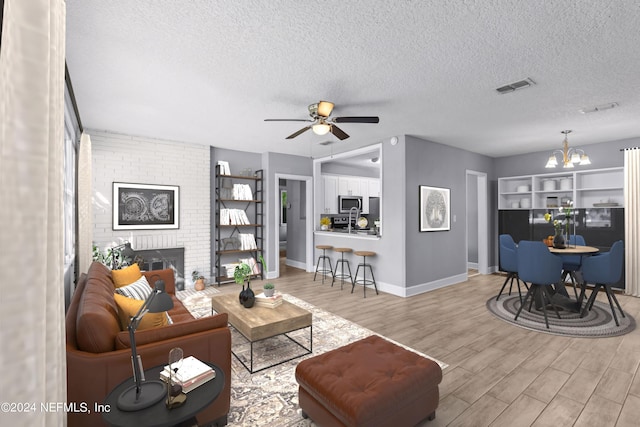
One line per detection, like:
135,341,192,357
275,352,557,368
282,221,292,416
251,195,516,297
117,280,174,411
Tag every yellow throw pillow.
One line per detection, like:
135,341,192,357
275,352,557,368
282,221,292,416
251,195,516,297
113,293,169,331
112,264,142,287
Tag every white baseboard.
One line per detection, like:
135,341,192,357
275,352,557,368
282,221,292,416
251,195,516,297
286,258,307,271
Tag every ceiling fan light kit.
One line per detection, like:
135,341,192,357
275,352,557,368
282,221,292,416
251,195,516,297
545,130,591,169
265,100,380,141
312,122,331,135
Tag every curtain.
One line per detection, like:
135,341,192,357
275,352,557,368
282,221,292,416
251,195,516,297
78,132,93,276
624,148,640,297
0,0,67,426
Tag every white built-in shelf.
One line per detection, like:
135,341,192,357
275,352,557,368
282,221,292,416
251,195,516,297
498,167,623,209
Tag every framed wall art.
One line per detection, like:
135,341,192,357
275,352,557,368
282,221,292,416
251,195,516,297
419,185,450,232
113,182,179,230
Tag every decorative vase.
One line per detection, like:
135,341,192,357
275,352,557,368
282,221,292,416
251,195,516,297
264,288,275,297
239,282,255,308
553,231,566,249
321,224,328,231
194,278,205,291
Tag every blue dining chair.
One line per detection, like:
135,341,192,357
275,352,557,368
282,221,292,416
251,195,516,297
497,234,528,302
515,241,564,329
581,240,625,326
561,234,586,299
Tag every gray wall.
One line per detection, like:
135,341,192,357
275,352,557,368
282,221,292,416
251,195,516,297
263,152,313,274
404,135,495,287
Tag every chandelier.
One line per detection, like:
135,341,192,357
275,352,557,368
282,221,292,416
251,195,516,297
545,130,591,168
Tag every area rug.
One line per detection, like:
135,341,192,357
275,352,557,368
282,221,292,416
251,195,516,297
486,295,635,338
177,288,447,426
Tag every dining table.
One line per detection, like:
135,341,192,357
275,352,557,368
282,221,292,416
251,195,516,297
545,245,600,312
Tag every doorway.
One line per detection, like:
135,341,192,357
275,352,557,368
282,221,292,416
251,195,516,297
273,173,313,278
466,170,488,276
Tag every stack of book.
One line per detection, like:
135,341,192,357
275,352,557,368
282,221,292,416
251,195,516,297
254,292,283,308
160,355,215,393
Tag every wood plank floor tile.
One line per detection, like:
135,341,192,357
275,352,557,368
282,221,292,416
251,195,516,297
616,394,640,427
573,395,622,427
594,367,634,404
531,394,584,427
523,367,570,403
489,394,547,427
488,368,540,404
448,395,508,427
558,368,605,404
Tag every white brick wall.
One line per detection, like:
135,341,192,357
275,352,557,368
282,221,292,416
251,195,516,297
90,131,210,280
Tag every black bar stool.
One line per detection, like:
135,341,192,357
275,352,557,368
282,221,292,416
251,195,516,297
332,248,353,289
314,245,333,283
352,251,378,297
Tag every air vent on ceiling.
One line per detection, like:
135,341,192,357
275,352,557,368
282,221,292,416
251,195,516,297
579,102,619,114
495,78,536,94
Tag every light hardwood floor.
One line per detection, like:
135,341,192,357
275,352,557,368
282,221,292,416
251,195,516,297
216,261,640,427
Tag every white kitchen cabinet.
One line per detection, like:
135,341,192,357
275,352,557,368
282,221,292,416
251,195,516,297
368,179,381,197
338,176,361,196
323,176,338,214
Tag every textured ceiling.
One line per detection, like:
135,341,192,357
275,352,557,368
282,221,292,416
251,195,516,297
65,0,640,159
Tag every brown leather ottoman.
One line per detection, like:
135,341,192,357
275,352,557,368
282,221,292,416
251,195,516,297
295,335,442,427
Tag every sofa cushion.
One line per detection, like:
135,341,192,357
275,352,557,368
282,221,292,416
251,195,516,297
112,264,142,287
113,293,169,330
114,313,228,349
115,276,152,299
76,262,121,353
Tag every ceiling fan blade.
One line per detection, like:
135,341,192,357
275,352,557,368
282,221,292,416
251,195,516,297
286,126,311,139
265,119,314,122
333,116,380,124
330,124,350,140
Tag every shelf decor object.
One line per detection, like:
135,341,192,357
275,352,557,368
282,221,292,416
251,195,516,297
117,279,174,411
113,182,179,230
419,185,450,232
545,130,591,169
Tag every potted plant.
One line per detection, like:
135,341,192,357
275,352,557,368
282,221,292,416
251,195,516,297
319,216,331,231
191,270,206,291
234,263,254,308
259,255,275,297
263,283,275,298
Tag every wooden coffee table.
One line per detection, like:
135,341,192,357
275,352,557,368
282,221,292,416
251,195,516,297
211,293,312,373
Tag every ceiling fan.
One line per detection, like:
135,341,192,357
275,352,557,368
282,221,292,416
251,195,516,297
264,101,379,140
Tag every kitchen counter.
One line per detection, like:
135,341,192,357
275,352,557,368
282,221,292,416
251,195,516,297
314,230,380,240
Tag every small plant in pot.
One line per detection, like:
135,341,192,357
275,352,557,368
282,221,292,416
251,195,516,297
191,270,206,291
234,263,255,308
263,283,275,298
258,255,275,296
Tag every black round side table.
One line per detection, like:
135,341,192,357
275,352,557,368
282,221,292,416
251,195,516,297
103,362,224,427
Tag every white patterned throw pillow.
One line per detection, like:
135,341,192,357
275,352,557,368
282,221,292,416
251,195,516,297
115,276,152,300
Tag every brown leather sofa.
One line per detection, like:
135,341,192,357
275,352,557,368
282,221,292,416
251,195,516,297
66,261,231,427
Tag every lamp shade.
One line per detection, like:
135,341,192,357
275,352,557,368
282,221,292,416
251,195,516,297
580,154,591,165
317,101,334,117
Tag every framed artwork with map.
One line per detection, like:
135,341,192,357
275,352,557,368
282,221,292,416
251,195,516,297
113,182,179,230
419,185,450,232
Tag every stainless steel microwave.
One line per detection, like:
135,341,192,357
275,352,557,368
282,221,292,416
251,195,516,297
338,195,363,213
